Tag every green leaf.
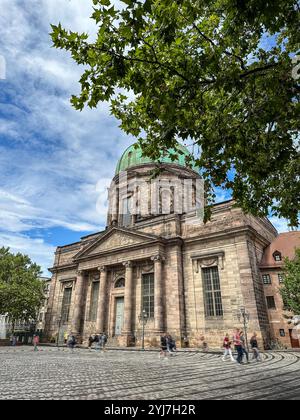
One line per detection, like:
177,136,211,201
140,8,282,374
50,0,300,226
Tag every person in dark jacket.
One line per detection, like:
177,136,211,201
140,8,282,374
88,334,95,351
250,333,262,362
166,333,176,354
67,334,76,353
160,333,168,359
240,331,249,363
233,329,243,364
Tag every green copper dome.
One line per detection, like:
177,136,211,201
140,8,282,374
115,143,199,174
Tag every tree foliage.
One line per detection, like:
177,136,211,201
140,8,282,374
280,248,300,314
51,0,300,224
0,247,44,328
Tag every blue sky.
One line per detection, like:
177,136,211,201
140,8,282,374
0,1,292,275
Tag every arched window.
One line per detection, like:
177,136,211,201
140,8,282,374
159,186,173,215
273,251,282,262
128,151,133,167
115,278,125,288
192,183,197,208
122,196,132,227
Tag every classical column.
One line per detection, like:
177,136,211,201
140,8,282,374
108,182,119,226
152,255,165,333
44,275,56,337
72,270,85,335
96,266,108,333
123,261,134,335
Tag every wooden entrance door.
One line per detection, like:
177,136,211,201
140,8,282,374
115,297,124,336
289,329,300,348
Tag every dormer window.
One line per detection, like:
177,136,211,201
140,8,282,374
273,251,282,262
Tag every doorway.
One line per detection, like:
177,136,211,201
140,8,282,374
289,329,300,348
115,297,124,336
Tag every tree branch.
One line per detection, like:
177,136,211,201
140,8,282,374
178,11,247,71
89,43,215,86
240,63,279,78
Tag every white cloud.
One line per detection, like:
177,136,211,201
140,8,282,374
0,0,294,274
268,217,292,234
0,0,133,270
0,231,56,276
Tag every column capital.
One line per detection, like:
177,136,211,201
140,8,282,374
123,261,133,268
151,254,165,263
77,269,84,276
98,266,107,273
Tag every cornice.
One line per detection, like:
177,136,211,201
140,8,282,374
183,225,271,248
48,263,77,274
112,162,200,183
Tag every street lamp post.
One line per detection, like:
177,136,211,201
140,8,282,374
138,309,148,351
56,317,62,348
237,306,250,353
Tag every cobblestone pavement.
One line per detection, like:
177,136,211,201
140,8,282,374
0,348,299,400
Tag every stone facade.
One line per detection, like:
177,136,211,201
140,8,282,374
45,148,283,349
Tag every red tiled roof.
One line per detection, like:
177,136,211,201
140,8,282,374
260,231,300,268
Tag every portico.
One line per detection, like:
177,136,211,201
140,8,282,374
50,227,168,346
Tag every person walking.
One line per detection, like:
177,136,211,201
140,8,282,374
250,333,262,362
12,335,17,347
67,334,76,353
166,333,176,355
170,336,176,353
100,333,108,351
88,334,95,351
33,334,40,352
222,333,235,362
95,334,101,351
233,329,244,364
240,331,249,363
160,333,169,359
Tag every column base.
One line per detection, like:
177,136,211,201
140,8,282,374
120,333,135,347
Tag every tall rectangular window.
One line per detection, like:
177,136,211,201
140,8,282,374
266,296,276,310
89,281,100,321
122,197,132,227
61,287,72,323
142,273,154,318
202,267,223,318
278,273,284,284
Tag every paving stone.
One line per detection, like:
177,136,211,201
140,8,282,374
0,348,299,400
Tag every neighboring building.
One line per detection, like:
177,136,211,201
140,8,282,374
45,143,285,349
0,315,7,340
260,232,300,349
36,277,52,333
0,316,34,342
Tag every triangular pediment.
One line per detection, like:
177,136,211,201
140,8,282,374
74,228,160,259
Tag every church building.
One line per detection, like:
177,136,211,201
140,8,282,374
45,143,281,349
